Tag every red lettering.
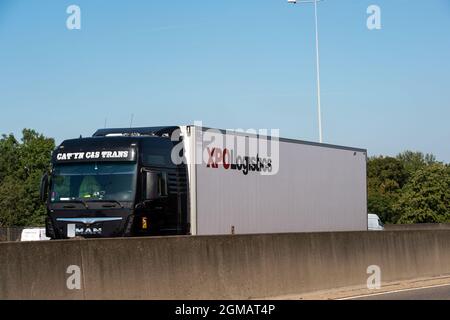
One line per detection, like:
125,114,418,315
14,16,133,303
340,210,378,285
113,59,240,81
214,148,222,168
223,148,230,169
207,148,218,168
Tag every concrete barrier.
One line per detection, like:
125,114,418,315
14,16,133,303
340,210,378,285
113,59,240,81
384,223,450,231
1,230,450,299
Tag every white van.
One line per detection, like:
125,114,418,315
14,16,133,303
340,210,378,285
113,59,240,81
368,214,384,231
20,228,50,241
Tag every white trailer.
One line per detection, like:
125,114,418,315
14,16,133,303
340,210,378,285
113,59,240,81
180,125,368,235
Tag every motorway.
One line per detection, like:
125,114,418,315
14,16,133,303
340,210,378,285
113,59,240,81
342,283,450,300
274,276,450,300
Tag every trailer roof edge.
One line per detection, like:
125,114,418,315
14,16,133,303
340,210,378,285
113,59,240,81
195,125,367,153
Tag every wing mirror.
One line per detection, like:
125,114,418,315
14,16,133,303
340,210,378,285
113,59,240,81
39,173,49,202
144,171,168,201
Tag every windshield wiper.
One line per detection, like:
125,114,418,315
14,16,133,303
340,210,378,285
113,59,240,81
84,199,124,208
60,200,89,209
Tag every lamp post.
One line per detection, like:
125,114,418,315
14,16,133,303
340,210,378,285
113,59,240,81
288,0,323,143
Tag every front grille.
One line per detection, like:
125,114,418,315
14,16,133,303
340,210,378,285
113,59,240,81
167,168,187,195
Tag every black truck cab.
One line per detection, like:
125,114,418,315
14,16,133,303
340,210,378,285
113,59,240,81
41,127,188,239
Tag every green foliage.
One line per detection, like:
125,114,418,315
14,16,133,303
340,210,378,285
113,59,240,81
0,129,55,227
396,150,436,178
368,151,449,224
367,156,407,223
396,164,450,224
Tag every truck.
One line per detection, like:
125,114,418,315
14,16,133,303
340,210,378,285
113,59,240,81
40,125,368,239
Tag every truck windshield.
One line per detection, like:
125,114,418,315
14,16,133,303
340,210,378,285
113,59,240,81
50,162,137,203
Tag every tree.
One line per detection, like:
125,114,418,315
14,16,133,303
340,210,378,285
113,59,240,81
0,129,55,227
0,134,20,181
396,164,450,224
396,150,436,178
367,156,408,223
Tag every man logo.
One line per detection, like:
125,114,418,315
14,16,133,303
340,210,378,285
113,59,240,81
76,227,102,236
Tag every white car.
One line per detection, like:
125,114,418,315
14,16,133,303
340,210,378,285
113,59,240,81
368,213,384,231
20,228,50,241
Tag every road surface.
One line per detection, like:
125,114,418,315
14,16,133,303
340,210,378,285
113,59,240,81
343,283,450,300
269,276,450,300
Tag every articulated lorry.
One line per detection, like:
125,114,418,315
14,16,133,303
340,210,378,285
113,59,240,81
40,125,367,239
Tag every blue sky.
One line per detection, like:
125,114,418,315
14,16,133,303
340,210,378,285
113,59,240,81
0,0,449,161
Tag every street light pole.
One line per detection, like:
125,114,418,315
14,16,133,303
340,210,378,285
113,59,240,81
288,0,323,143
313,0,323,143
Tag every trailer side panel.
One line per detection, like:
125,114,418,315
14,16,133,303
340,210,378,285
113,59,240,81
195,129,367,235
